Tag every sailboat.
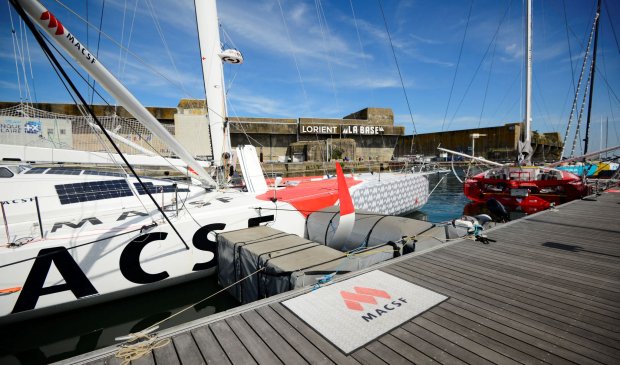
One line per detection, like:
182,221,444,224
440,0,619,209
0,0,436,323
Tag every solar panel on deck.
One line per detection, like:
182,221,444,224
46,168,82,175
55,180,133,205
25,168,48,174
133,182,190,195
83,170,126,177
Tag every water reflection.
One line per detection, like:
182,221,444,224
0,275,239,365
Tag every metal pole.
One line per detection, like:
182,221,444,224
35,196,44,240
174,184,178,216
1,202,9,243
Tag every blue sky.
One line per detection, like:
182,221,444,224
2,0,619,156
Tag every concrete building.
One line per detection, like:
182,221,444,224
394,123,563,162
1,101,403,162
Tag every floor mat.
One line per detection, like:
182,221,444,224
282,270,447,354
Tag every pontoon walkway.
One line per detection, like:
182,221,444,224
60,188,620,365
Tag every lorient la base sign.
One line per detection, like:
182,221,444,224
282,270,448,354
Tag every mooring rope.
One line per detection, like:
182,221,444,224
115,267,266,362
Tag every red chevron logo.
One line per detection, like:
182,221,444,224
40,11,64,35
340,287,390,311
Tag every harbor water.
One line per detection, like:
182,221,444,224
0,172,534,365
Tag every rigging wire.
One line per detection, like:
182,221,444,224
563,0,576,94
276,0,312,118
600,22,620,146
7,2,23,105
143,0,187,93
532,72,556,133
442,0,474,132
377,0,417,153
349,0,375,107
478,0,504,129
313,0,342,118
547,0,620,107
485,70,521,127
120,0,139,83
318,0,353,114
602,0,620,55
10,0,190,249
445,0,515,132
52,0,195,100
91,0,106,105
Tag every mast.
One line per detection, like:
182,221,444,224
584,0,601,155
13,0,217,187
195,0,231,167
519,0,533,165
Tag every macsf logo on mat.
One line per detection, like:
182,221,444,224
340,287,408,322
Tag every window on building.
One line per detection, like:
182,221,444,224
48,128,54,135
60,129,66,135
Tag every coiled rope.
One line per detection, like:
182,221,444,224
114,267,265,363
116,333,170,365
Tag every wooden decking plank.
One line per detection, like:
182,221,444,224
394,260,620,339
131,353,155,365
433,249,620,302
191,326,232,365
441,244,620,291
209,321,258,365
350,348,387,365
387,263,620,352
412,316,522,365
269,303,360,365
443,300,613,365
421,311,541,364
398,322,493,365
171,333,205,365
407,258,620,329
381,266,620,360
153,340,181,365
427,307,556,365
418,252,620,318
255,306,333,365
240,310,308,365
465,237,620,277
388,328,468,365
450,242,620,286
364,341,414,365
377,334,438,365
225,315,283,365
432,249,620,307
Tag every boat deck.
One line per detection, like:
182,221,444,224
62,188,620,365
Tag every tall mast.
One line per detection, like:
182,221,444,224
584,0,602,155
524,0,532,156
518,0,533,165
195,0,231,166
13,0,217,187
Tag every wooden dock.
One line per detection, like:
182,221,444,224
62,189,620,365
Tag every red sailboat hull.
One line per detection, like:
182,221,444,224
463,167,588,208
